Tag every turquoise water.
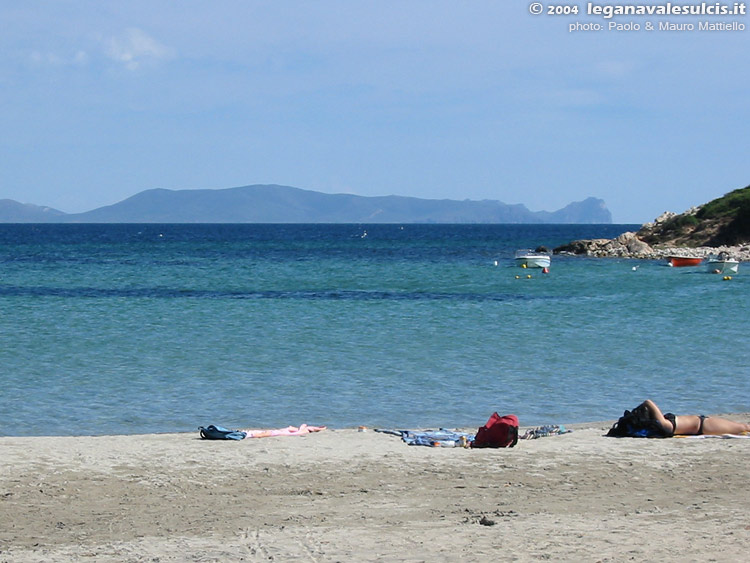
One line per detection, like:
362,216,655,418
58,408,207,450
1,224,748,436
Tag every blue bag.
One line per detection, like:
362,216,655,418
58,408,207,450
199,425,247,440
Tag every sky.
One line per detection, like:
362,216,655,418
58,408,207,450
1,1,749,223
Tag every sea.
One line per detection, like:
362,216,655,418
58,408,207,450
1,223,748,437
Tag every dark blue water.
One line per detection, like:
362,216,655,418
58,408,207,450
1,223,748,436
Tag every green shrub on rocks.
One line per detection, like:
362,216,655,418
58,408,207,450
697,186,750,220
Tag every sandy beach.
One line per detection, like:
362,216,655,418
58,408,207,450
2,418,750,562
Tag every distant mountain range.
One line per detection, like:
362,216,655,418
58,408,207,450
0,184,612,224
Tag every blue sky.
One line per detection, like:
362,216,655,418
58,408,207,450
1,1,748,223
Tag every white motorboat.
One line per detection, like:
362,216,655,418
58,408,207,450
514,248,551,269
706,252,739,274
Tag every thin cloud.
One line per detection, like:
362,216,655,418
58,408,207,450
28,49,89,67
104,28,174,70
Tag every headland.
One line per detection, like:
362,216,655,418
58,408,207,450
555,185,750,261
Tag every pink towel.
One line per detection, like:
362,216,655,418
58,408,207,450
242,424,327,438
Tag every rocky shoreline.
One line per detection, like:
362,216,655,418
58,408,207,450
554,230,750,261
554,205,750,261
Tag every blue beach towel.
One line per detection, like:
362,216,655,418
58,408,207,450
520,425,571,440
375,428,475,447
199,425,247,440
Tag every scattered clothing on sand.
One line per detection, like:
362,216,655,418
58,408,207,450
520,425,571,440
241,424,326,438
374,428,475,447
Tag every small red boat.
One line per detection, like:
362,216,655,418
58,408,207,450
668,256,702,267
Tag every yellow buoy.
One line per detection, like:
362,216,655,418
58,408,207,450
723,276,732,281
521,263,527,269
527,274,532,279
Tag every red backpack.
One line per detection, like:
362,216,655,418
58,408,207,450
471,413,519,448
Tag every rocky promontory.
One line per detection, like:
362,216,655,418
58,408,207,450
554,185,750,261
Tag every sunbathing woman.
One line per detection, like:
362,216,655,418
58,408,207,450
640,399,750,436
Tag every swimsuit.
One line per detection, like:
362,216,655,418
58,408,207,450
664,413,677,436
664,413,707,435
697,414,707,435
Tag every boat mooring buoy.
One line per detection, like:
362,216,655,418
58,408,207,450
542,267,549,274
723,276,732,281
